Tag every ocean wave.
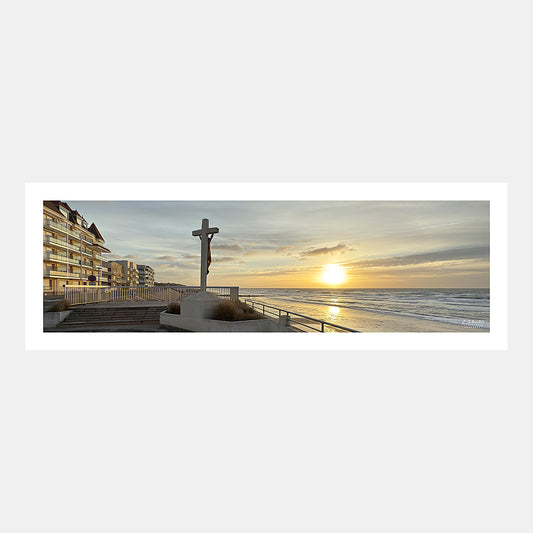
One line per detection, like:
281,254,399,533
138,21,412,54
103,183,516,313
255,289,490,330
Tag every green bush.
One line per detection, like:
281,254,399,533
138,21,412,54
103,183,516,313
167,302,181,315
210,300,263,321
46,299,71,312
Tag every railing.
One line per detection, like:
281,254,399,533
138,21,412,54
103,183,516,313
43,235,70,249
44,269,81,279
62,285,239,305
44,235,96,258
206,286,239,299
243,299,359,333
43,252,82,266
44,219,92,241
43,219,71,235
44,270,103,282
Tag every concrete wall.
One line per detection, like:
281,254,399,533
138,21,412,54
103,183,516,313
160,311,292,332
44,310,73,328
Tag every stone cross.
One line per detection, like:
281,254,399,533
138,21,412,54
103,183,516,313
192,218,219,291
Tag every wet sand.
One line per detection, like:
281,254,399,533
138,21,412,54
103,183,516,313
251,297,488,333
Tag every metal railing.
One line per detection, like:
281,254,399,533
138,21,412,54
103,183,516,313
44,269,81,279
43,219,71,235
243,299,359,333
43,252,82,266
44,235,97,258
43,235,70,249
44,219,92,241
62,285,239,305
45,270,101,281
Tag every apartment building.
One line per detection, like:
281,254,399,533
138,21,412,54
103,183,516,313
102,260,126,286
114,260,139,286
137,264,155,286
43,201,111,294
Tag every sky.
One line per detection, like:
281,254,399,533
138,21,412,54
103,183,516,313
67,200,490,288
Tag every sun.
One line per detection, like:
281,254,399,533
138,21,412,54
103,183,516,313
322,264,346,285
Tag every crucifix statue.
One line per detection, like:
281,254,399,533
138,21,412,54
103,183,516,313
192,218,219,291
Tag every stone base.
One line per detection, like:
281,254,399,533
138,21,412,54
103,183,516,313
160,311,293,332
44,309,73,328
180,291,223,319
163,291,294,332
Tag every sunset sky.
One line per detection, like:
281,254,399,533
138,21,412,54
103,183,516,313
67,200,490,288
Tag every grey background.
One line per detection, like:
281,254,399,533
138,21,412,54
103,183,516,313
5,2,531,531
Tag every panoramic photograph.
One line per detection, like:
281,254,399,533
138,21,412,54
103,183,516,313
43,199,490,333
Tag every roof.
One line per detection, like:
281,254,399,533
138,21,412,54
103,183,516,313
88,222,104,241
44,200,110,250
43,200,74,216
44,201,87,226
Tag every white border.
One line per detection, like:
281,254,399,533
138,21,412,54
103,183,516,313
27,182,507,350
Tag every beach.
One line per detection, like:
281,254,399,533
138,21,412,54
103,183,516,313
242,288,489,333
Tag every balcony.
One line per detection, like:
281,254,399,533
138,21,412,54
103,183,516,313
43,252,82,266
43,235,70,250
43,219,69,235
44,269,83,279
43,219,85,239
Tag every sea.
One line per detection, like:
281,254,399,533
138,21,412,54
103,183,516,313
240,288,490,332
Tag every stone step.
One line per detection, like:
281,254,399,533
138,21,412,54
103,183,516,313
59,319,160,327
59,306,167,327
70,307,166,312
62,316,161,323
67,307,165,313
70,307,163,310
65,311,163,317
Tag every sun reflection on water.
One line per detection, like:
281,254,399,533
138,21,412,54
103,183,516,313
328,305,340,317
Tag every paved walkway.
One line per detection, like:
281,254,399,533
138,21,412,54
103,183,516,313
48,324,190,332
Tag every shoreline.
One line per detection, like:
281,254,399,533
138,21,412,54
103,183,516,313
251,296,489,333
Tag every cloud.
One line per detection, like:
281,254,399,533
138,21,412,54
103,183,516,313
274,246,295,255
212,243,245,252
211,243,259,257
104,253,140,261
157,261,197,270
213,256,242,263
155,255,176,261
237,264,322,278
299,243,352,258
347,246,489,269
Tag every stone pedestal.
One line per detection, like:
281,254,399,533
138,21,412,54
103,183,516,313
279,315,291,328
180,291,223,320
159,290,295,332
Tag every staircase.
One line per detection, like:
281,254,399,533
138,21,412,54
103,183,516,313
55,305,167,329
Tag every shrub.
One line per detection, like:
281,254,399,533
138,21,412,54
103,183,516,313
210,300,263,321
167,302,181,315
46,299,71,312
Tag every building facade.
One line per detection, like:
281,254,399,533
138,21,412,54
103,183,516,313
137,264,155,286
114,260,139,286
102,260,126,286
43,201,111,294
